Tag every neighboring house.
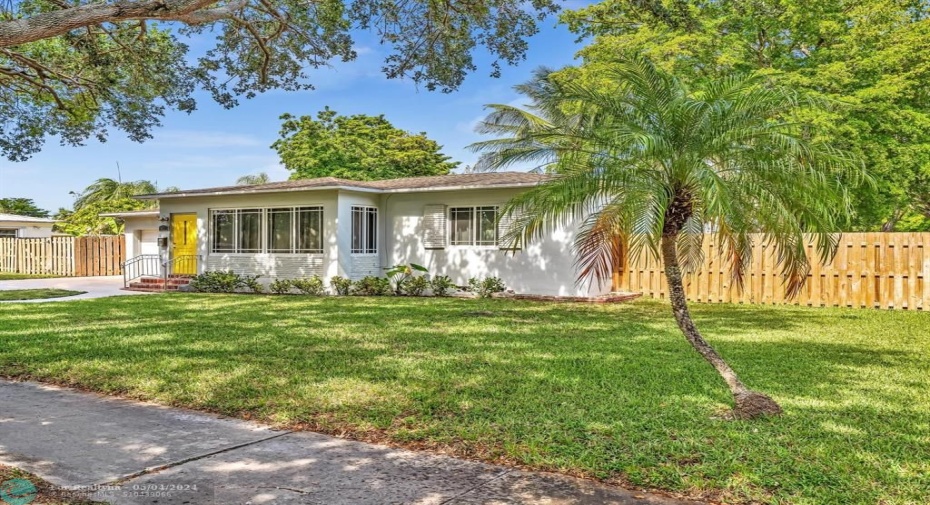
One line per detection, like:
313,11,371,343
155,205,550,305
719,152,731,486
127,172,610,296
0,213,57,238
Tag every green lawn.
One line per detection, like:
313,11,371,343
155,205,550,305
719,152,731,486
0,273,60,280
0,295,927,504
0,289,84,301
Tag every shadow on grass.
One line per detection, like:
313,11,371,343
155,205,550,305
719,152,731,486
1,294,928,504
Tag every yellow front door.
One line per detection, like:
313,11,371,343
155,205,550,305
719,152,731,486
171,214,198,274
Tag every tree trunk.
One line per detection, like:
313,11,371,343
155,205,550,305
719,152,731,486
660,234,782,419
880,211,902,232
0,0,245,48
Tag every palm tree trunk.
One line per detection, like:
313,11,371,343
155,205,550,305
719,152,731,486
660,234,782,419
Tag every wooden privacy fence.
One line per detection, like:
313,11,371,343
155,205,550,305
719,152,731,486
0,236,125,277
620,232,930,310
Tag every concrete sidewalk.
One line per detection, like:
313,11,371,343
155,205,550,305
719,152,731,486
0,380,694,505
0,276,152,302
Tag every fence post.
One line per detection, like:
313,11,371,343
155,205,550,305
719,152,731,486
923,233,930,311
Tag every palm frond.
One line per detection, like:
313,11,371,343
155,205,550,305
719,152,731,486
467,54,865,297
575,203,626,288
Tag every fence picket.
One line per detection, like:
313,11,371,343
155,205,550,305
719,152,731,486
623,233,930,311
0,236,124,277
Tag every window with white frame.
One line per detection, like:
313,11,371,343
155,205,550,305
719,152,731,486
212,210,236,252
267,207,324,253
267,208,293,253
237,209,262,253
211,207,323,254
0,229,17,238
351,206,378,254
449,206,498,246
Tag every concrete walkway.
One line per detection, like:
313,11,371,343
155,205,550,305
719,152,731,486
0,380,694,505
0,276,152,302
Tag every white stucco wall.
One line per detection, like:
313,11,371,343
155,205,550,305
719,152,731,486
122,215,160,259
0,221,55,238
382,188,609,297
336,190,383,280
158,190,340,283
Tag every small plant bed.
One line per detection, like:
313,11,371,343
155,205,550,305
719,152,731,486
512,293,643,303
0,289,85,301
0,464,103,504
186,267,508,300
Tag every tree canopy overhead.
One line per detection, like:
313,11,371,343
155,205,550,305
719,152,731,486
560,0,930,231
273,107,459,181
0,0,558,161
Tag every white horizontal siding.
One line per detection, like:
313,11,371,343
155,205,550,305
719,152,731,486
350,255,380,279
205,254,324,279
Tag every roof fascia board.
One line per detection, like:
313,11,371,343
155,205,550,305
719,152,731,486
138,182,541,200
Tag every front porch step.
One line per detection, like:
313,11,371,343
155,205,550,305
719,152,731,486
125,276,192,292
136,277,191,285
126,285,181,292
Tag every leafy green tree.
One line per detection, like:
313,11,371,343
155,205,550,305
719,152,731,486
55,198,148,236
560,0,930,231
236,172,270,186
0,197,49,217
55,178,175,235
471,59,864,418
0,0,557,161
273,108,459,180
72,178,158,210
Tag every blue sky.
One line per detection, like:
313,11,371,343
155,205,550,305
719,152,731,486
0,17,587,212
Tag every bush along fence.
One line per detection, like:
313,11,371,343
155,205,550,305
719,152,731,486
619,232,930,310
0,236,125,277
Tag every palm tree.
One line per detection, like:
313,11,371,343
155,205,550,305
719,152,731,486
72,178,159,210
470,58,865,419
236,172,270,185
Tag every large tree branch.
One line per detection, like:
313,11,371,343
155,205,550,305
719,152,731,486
0,0,246,47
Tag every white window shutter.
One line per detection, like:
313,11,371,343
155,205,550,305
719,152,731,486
498,207,522,251
423,204,447,249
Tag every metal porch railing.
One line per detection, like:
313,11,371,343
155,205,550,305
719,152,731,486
122,254,161,287
167,254,200,278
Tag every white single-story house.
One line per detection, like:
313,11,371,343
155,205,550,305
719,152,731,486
0,213,58,238
117,172,611,296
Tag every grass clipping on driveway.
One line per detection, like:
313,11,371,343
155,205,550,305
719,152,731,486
0,289,84,301
1,295,928,504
